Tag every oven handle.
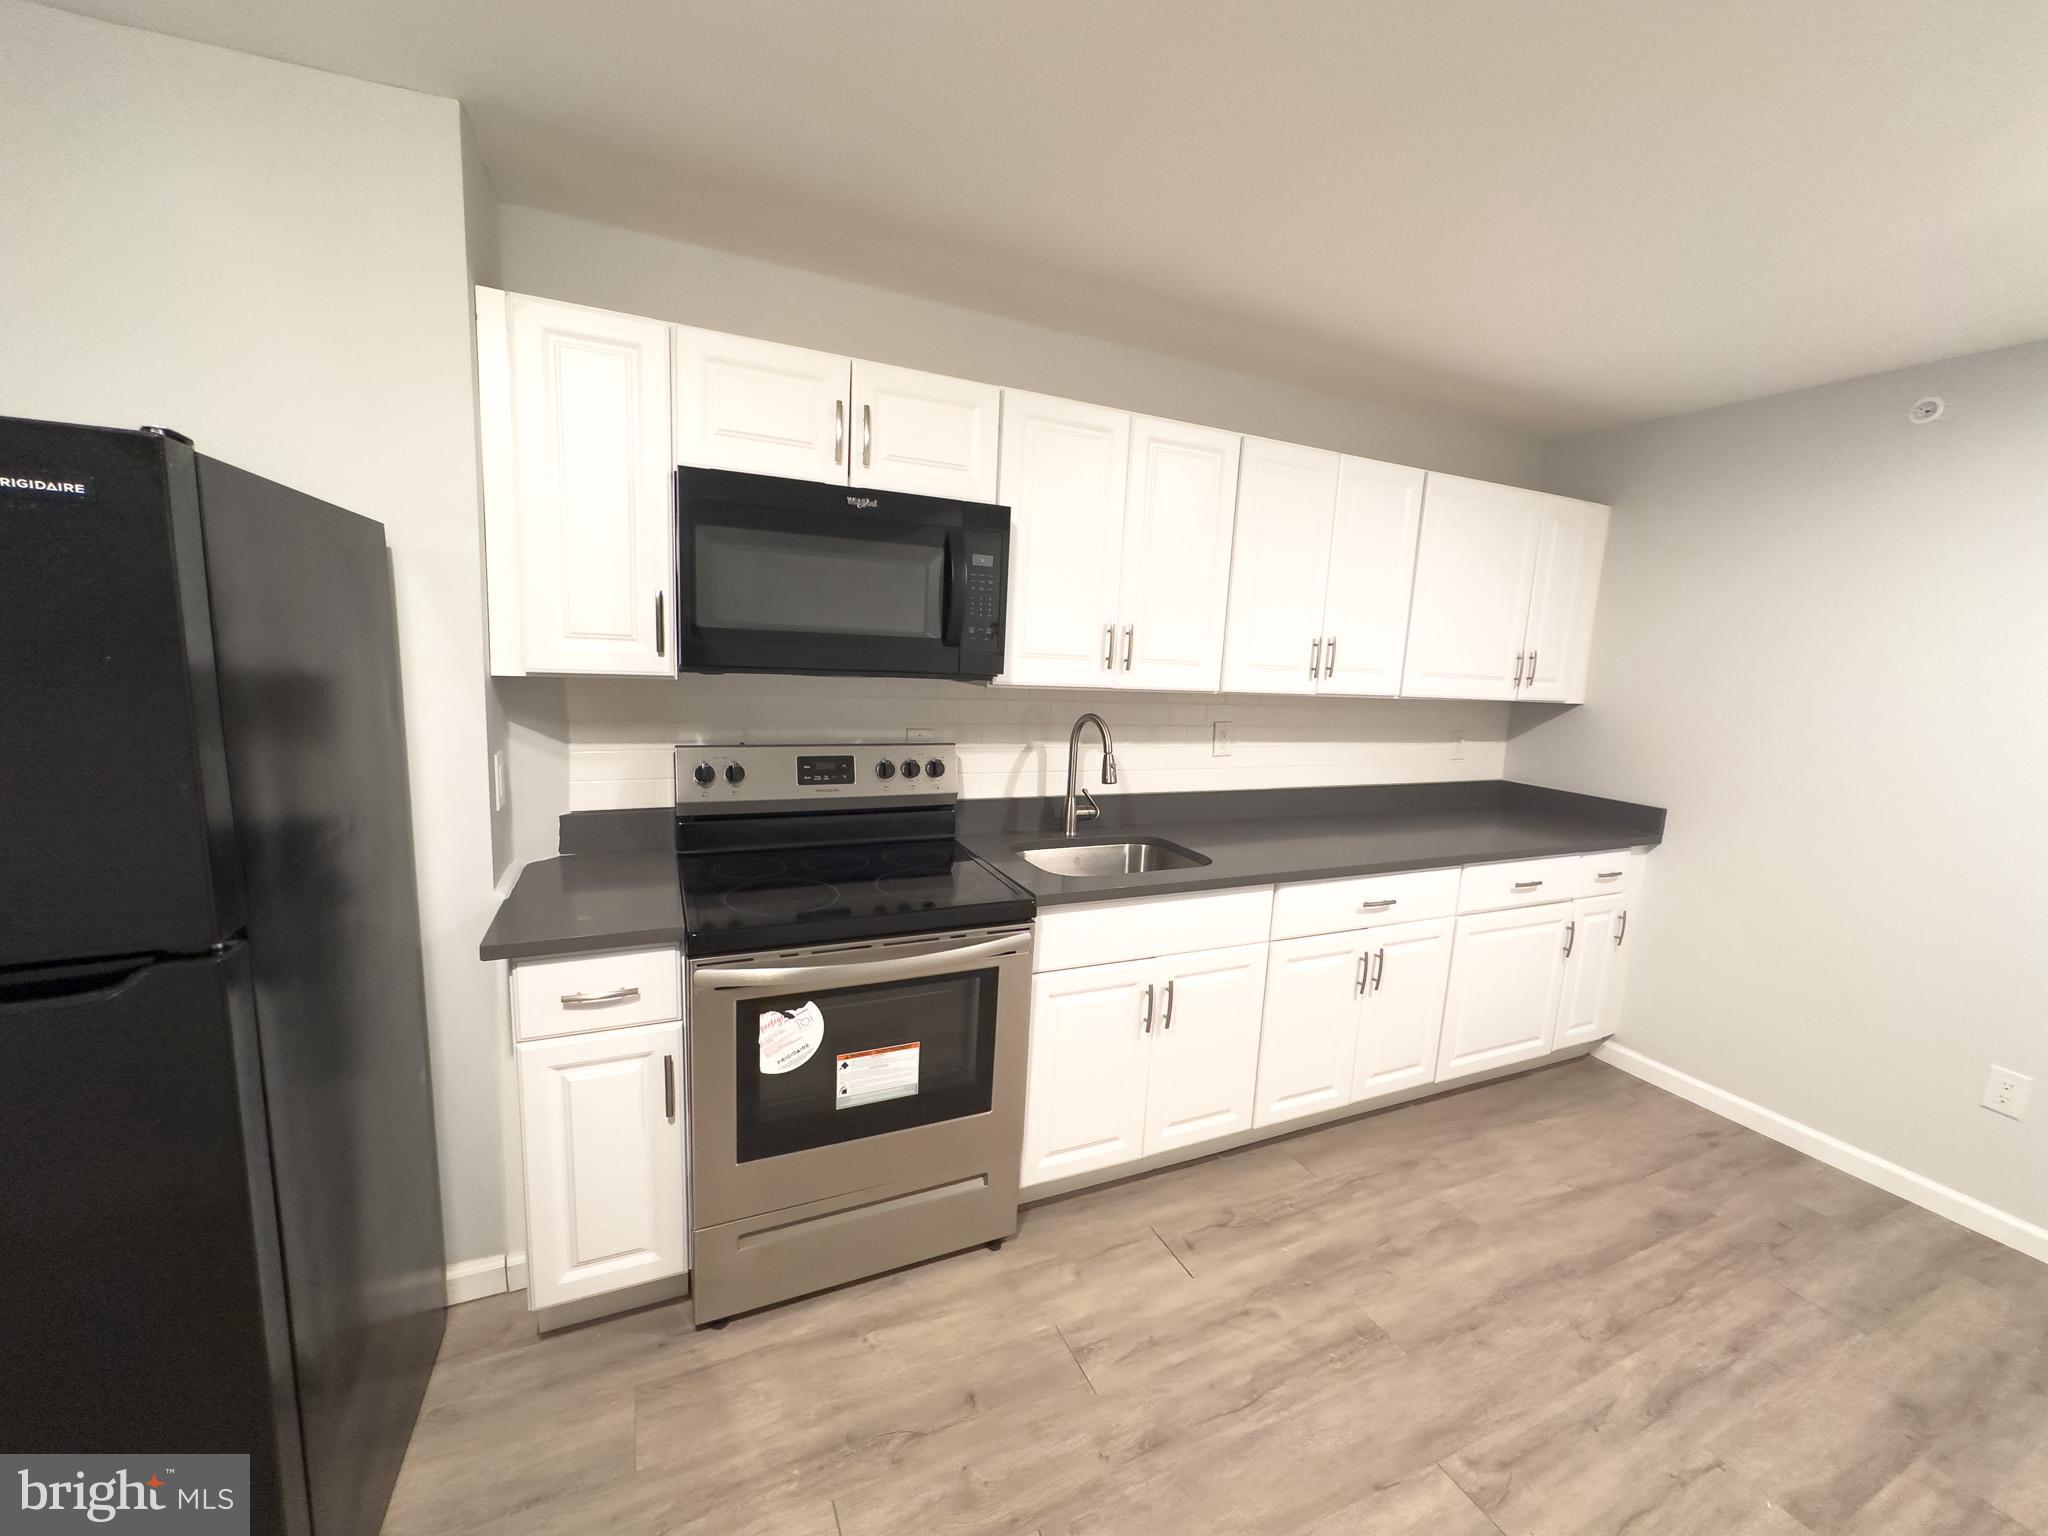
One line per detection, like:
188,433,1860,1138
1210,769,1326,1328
694,932,1027,991
941,528,968,647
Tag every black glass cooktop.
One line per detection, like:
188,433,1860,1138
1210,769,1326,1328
678,837,1034,956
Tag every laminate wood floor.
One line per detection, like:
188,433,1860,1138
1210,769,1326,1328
383,1060,2048,1536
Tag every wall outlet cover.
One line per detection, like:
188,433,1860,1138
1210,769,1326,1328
1982,1066,2034,1121
1212,720,1235,757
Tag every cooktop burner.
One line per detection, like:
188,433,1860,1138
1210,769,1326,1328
678,837,1033,956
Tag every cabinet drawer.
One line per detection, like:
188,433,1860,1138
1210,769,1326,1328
512,945,682,1042
1570,849,1645,898
1033,886,1274,972
1456,857,1585,914
1270,866,1460,941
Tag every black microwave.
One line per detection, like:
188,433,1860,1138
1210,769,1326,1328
674,467,1010,681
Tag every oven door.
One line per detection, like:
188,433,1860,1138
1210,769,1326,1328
688,927,1032,1226
677,469,983,678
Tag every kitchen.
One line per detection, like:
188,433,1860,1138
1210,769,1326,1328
4,3,2046,1534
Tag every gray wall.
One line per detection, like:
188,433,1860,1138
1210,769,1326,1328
1509,340,2048,1231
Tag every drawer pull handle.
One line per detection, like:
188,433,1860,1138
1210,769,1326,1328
1595,869,1625,881
560,985,641,1007
1358,898,1398,911
1512,880,1544,891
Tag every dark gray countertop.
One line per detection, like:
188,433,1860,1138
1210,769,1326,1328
479,780,1664,961
479,850,685,962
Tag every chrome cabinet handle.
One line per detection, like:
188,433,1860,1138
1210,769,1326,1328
560,985,640,1007
655,592,665,658
1371,948,1385,992
834,399,845,465
1524,649,1538,688
1122,625,1134,671
1513,651,1524,689
1616,911,1628,946
1512,879,1544,891
1161,980,1175,1030
1595,869,1625,881
1102,623,1115,669
1142,982,1156,1034
1356,954,1369,994
1563,920,1576,958
1310,636,1322,678
861,402,872,467
1358,898,1398,912
1323,635,1337,678
663,1054,676,1123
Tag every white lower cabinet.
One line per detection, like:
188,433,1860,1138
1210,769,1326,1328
1435,901,1573,1080
517,1018,687,1310
1142,944,1268,1154
1351,915,1456,1102
1556,890,1635,1047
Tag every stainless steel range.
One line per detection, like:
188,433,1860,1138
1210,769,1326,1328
676,742,1034,1324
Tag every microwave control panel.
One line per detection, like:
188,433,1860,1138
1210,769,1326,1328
963,550,1001,646
676,742,959,811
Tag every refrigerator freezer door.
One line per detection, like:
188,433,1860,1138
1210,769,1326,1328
0,417,243,967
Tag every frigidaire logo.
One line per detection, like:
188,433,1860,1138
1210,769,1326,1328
8,1454,248,1531
846,495,879,509
0,473,93,499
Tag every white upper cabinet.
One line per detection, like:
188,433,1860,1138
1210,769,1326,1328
850,360,1000,500
481,289,675,677
1115,416,1241,691
673,326,850,482
995,391,1131,687
1401,474,1545,700
1321,456,1426,697
1221,438,1342,696
1519,494,1610,702
1402,474,1608,702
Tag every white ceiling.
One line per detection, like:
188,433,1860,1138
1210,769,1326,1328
41,0,2048,435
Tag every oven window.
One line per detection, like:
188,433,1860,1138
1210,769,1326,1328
735,969,998,1162
694,524,943,639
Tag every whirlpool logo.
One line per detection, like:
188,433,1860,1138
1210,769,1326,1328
846,495,880,509
7,1456,247,1532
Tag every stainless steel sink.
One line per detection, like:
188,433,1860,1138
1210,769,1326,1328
1014,837,1211,878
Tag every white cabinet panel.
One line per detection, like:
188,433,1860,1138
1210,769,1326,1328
1321,457,1426,697
1456,855,1587,914
510,945,682,1043
1253,931,1364,1129
1436,902,1571,1080
518,1020,686,1309
1270,866,1461,942
673,325,849,481
1353,916,1454,1102
1116,417,1241,691
502,294,675,675
850,360,1000,501
1021,960,1153,1187
1220,437,1340,696
1033,885,1274,972
1558,892,1634,1047
996,391,1130,687
1401,473,1543,700
1144,943,1268,1155
1520,494,1609,703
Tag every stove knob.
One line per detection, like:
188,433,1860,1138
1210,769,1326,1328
873,759,896,780
692,762,716,787
924,758,947,779
723,763,746,786
900,758,922,779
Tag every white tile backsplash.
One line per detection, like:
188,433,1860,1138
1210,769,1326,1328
560,676,1508,811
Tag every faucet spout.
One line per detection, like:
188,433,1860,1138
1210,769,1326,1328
1064,713,1117,838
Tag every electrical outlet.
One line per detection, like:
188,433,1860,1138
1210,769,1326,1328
906,726,936,743
1982,1066,2034,1121
1212,720,1235,757
1452,738,1467,761
491,751,507,813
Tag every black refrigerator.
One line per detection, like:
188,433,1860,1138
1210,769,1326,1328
0,416,446,1536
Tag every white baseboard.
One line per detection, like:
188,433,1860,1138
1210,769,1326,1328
1596,1042,2048,1266
444,1254,510,1306
506,1251,529,1294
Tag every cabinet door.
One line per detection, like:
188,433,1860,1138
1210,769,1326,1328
849,360,1000,500
673,325,850,481
1219,437,1339,696
1400,474,1544,700
995,391,1130,688
1557,892,1628,1046
1144,942,1269,1155
1436,902,1571,1080
1253,931,1364,1129
518,1020,686,1310
1520,495,1610,703
1115,417,1242,691
1020,960,1153,1187
1320,456,1427,698
1352,915,1454,1102
507,295,676,675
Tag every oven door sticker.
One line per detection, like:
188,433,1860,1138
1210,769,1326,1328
836,1041,921,1109
758,1001,825,1074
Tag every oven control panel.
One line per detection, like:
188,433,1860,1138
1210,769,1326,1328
676,742,959,809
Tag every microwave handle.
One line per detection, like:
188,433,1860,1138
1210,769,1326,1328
694,931,1026,990
942,529,968,647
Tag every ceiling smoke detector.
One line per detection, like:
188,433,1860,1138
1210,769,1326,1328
1909,397,1945,424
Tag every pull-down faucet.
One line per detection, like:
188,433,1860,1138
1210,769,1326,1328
1063,713,1118,837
